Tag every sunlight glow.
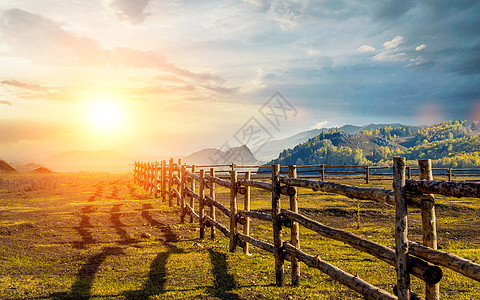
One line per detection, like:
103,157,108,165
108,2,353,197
85,97,125,134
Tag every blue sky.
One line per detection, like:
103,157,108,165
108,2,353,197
0,0,479,159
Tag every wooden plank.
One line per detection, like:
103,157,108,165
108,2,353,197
237,210,272,222
281,209,442,284
237,232,274,254
394,157,410,300
409,242,480,282
283,243,397,300
204,216,230,238
205,195,230,218
185,204,199,221
205,174,232,189
406,179,480,198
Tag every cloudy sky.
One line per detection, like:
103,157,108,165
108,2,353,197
0,0,479,160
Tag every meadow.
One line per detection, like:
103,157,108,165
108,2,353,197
0,173,479,299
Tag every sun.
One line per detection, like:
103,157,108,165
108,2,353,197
85,97,124,133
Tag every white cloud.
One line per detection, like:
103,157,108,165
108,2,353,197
356,45,375,53
311,120,330,129
372,51,407,62
383,36,404,49
415,44,426,51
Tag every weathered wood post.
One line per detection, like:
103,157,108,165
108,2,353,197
272,164,285,287
365,165,370,184
419,159,439,300
169,158,174,207
133,161,137,184
210,168,216,240
180,165,186,223
393,157,410,300
199,169,206,239
229,170,238,252
448,168,452,182
177,159,182,205
288,165,300,287
321,164,325,181
190,165,196,223
161,160,166,203
407,166,412,179
243,171,251,255
154,161,159,197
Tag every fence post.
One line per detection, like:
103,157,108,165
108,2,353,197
190,165,196,223
272,164,285,287
169,158,174,207
448,168,452,182
176,159,182,205
210,168,216,240
288,165,300,287
180,165,186,223
365,165,370,184
229,170,238,252
199,169,205,239
419,159,439,300
243,171,251,255
407,166,411,179
393,157,410,300
161,160,166,203
321,164,325,181
154,161,159,198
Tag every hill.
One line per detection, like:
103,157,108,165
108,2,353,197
183,145,258,165
0,160,17,173
268,120,480,168
252,123,408,161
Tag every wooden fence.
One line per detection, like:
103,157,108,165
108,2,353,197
133,158,480,300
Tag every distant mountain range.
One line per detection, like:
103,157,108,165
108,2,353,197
183,145,258,165
252,123,411,161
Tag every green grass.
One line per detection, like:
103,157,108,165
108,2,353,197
0,174,479,299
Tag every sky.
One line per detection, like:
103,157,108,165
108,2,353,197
0,0,479,161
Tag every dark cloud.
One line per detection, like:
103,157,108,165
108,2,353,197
109,0,151,25
0,119,67,143
0,100,12,106
448,43,480,75
2,80,49,91
373,0,417,21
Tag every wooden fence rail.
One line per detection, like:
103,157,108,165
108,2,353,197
133,158,480,300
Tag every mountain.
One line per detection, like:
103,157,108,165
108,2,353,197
252,123,408,161
268,120,480,168
0,160,17,173
183,145,258,165
44,150,130,172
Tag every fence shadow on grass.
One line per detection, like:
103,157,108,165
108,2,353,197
50,246,125,300
110,204,138,245
207,249,242,300
72,205,97,249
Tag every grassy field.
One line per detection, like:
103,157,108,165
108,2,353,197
0,173,479,299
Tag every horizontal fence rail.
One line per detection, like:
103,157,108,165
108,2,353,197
133,158,480,300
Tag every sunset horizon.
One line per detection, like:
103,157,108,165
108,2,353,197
1,1,479,163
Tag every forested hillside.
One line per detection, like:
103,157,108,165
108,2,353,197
269,120,480,168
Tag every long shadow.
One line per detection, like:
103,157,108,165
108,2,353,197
123,243,185,299
207,249,242,300
51,246,125,300
73,205,97,249
122,205,185,298
110,204,137,245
